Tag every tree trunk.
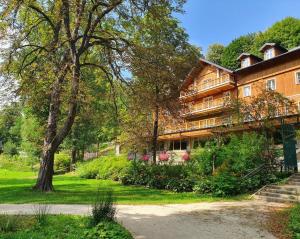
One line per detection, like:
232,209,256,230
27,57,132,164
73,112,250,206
33,149,55,191
152,104,159,164
70,147,77,171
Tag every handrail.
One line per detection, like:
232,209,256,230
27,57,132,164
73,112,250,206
180,75,233,98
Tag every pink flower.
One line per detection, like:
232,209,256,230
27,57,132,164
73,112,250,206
141,154,150,161
182,152,190,161
159,151,170,161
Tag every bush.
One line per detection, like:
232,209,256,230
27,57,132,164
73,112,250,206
89,190,116,227
121,161,195,192
54,152,71,173
3,140,19,156
0,154,36,171
82,221,133,239
77,155,130,181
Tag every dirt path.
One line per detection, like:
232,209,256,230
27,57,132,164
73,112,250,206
0,200,287,239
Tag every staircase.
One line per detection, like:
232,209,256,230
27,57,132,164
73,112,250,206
255,173,300,203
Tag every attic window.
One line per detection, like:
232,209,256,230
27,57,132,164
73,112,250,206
241,58,250,68
264,48,274,60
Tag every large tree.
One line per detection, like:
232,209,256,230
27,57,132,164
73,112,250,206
0,0,185,191
128,6,199,163
206,43,224,65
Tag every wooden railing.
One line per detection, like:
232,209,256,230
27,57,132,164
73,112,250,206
180,75,234,98
163,116,231,134
183,98,226,116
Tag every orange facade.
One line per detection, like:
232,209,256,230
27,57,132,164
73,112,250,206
159,44,300,152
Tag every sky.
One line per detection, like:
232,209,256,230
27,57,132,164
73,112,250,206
176,0,300,54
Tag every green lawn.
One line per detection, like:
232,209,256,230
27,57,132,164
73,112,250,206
0,169,249,204
0,214,132,239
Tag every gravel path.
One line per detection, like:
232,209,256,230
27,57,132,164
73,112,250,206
0,200,286,239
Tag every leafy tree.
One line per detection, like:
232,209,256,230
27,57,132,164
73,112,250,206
206,43,225,65
221,33,257,70
1,0,186,191
127,6,200,163
252,17,300,57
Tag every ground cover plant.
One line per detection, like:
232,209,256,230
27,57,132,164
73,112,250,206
0,214,132,239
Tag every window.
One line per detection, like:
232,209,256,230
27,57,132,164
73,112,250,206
243,85,251,97
298,102,300,112
169,140,188,151
241,58,250,68
266,79,276,91
203,96,213,109
264,48,274,60
295,71,300,84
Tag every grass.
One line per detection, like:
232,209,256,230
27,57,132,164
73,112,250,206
0,214,132,239
0,169,249,204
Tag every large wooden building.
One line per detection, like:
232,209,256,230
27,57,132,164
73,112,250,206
158,43,300,156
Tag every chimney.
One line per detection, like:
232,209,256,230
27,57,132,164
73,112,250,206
260,43,287,60
237,53,262,68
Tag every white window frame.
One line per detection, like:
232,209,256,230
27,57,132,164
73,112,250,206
241,58,250,68
203,96,213,109
243,85,251,97
264,48,274,60
266,78,276,91
295,71,300,85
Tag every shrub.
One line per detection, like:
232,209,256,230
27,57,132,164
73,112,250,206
288,204,300,238
89,190,116,227
0,154,36,171
121,161,195,192
3,140,19,156
82,221,133,239
54,152,71,173
193,178,213,194
77,155,130,181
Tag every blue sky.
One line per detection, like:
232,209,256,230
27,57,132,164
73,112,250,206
176,0,300,54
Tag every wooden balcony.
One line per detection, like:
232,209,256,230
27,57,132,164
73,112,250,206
182,98,228,118
180,75,235,101
162,116,231,135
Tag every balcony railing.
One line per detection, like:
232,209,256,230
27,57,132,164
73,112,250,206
180,75,234,98
183,98,227,116
163,116,231,134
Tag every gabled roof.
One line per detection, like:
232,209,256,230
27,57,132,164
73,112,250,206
237,53,262,62
180,58,233,90
259,42,287,53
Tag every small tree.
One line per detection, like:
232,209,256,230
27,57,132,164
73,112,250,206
226,88,298,167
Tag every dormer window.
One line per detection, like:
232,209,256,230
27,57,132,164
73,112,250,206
241,58,250,68
264,48,274,60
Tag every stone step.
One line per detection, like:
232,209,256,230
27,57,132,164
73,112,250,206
258,191,298,200
288,178,300,182
287,181,300,186
265,188,298,195
256,195,298,204
268,185,298,191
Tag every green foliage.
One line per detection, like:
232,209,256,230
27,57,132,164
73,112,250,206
252,17,300,57
54,152,71,174
289,204,300,239
0,154,36,171
206,43,225,65
3,140,19,156
121,161,194,192
0,214,132,239
82,222,133,239
221,33,257,70
207,17,300,70
76,155,130,181
20,110,44,158
89,190,116,227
